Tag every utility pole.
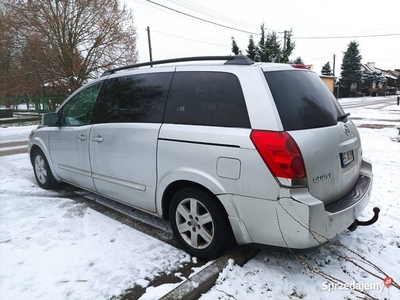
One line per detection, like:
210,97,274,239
283,30,287,51
279,30,287,63
333,53,336,77
147,26,153,66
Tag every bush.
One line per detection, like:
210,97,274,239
0,109,13,118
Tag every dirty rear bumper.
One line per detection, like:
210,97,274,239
325,175,371,213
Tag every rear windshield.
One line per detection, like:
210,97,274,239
264,70,344,131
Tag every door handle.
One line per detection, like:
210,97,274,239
77,134,87,142
92,135,104,143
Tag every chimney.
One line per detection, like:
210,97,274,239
367,62,376,71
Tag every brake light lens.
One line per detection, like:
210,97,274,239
291,64,310,69
250,130,307,187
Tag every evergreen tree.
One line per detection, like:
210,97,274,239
263,31,281,62
292,57,304,64
231,37,241,55
321,62,333,76
230,24,296,63
257,24,266,61
245,35,257,61
281,30,295,63
361,71,384,95
339,41,362,97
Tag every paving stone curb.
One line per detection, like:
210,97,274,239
160,246,260,300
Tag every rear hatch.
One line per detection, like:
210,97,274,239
264,69,362,205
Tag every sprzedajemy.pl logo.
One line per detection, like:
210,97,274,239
322,277,393,293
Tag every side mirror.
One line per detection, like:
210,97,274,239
42,112,58,126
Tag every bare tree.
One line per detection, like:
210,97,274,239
3,0,137,94
0,3,20,99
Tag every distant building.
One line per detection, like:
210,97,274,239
320,75,336,93
361,62,399,95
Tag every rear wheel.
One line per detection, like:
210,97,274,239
33,149,57,190
169,187,232,260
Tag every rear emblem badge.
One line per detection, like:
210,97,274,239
342,124,350,136
313,173,332,183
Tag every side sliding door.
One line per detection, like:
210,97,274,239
89,69,174,212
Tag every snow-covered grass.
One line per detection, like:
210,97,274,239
0,98,399,300
0,154,191,299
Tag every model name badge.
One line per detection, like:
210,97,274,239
313,173,332,183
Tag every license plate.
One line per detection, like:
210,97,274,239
340,150,354,167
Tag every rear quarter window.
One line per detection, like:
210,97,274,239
264,70,344,130
164,71,251,128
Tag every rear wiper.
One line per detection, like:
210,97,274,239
337,112,351,122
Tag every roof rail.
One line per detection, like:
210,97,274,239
101,55,254,76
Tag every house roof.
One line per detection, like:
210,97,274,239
386,74,398,80
361,64,374,73
377,68,398,79
319,75,337,79
387,70,400,77
361,64,398,80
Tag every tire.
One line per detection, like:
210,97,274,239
169,187,233,260
33,149,57,190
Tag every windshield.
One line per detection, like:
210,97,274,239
264,70,344,131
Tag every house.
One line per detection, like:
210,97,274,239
386,70,400,94
360,62,399,95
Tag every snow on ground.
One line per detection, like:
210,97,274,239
200,104,400,300
337,95,393,104
0,125,36,143
0,97,399,300
0,154,190,300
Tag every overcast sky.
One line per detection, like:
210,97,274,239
125,0,400,75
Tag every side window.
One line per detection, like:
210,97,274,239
91,72,173,124
164,72,250,128
60,82,102,126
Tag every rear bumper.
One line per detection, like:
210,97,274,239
219,158,373,249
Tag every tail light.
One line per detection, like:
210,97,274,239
250,130,307,187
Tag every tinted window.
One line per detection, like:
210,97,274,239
92,72,173,123
264,70,344,130
60,82,102,126
164,72,250,128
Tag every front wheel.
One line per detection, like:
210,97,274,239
169,187,233,260
33,149,57,190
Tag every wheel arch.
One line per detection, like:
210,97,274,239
160,180,229,221
29,144,42,165
29,143,60,182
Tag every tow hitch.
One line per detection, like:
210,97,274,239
348,207,380,232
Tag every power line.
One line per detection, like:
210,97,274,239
147,29,230,48
346,24,400,35
137,0,399,40
146,0,259,35
293,33,400,39
165,0,259,31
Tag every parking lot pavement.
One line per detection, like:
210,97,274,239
57,187,260,300
88,190,260,300
0,140,28,156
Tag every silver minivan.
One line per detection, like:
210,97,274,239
28,56,374,260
